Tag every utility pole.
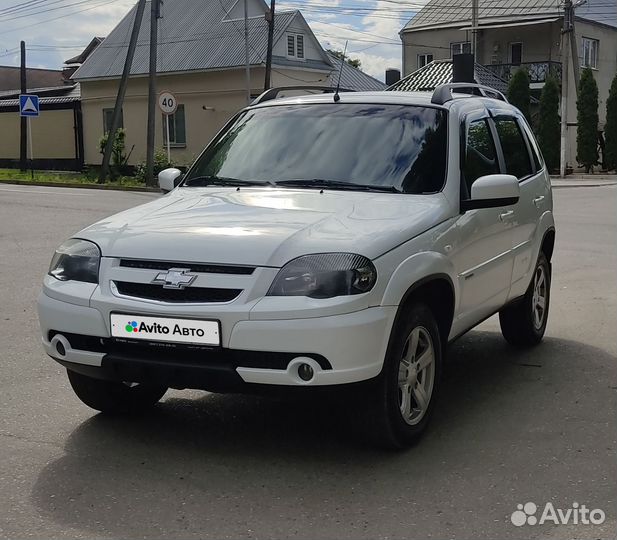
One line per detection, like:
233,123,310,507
471,0,479,59
264,0,276,92
244,0,251,104
560,0,573,178
100,0,147,183
20,41,27,172
146,0,161,187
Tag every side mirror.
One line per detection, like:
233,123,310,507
158,168,183,193
461,174,520,211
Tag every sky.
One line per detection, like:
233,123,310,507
0,0,424,80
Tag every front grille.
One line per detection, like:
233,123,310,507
114,281,242,303
119,259,255,275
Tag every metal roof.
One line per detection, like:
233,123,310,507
404,0,563,31
388,60,509,94
325,52,386,92
0,84,80,109
403,0,616,31
73,0,327,80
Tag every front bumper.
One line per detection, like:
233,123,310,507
38,292,396,390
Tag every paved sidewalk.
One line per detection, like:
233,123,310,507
551,175,617,188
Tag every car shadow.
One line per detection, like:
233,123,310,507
30,330,617,539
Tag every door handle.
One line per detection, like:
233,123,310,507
533,196,545,207
499,210,515,221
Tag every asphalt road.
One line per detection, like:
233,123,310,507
0,184,615,540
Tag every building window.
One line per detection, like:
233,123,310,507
510,42,523,65
162,104,186,146
287,34,305,59
451,41,471,57
418,53,433,68
581,37,599,69
103,108,123,133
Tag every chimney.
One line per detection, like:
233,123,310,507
385,68,401,86
452,53,475,83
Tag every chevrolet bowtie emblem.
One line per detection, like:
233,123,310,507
152,268,197,290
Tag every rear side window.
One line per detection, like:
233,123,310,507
463,119,499,193
520,120,544,172
494,117,533,179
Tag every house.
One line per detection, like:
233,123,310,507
400,0,617,169
73,0,386,167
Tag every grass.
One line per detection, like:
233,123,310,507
0,168,147,188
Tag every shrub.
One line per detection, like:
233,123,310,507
576,67,599,173
604,72,617,171
537,76,561,172
508,68,531,123
99,128,128,180
135,149,178,182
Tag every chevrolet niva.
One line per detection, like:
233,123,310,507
38,84,554,448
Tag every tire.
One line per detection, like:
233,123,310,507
67,370,168,414
364,302,443,449
499,252,551,347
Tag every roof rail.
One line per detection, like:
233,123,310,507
251,86,354,106
431,83,508,105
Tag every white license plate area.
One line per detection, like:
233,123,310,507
111,314,220,346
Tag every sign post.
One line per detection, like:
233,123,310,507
158,91,178,164
20,94,40,178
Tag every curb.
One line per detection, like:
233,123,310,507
0,179,160,193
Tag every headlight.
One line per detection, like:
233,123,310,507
267,253,377,299
49,239,101,284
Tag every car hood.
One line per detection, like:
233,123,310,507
78,187,451,267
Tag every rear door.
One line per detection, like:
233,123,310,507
490,113,549,300
453,111,514,325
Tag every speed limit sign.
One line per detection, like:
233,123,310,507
158,91,178,115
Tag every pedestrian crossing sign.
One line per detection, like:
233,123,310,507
19,94,40,117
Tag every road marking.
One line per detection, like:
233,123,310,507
0,185,157,198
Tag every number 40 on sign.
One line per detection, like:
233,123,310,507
158,91,178,163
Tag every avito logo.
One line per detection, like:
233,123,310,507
125,321,139,333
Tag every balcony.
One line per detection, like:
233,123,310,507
484,61,562,84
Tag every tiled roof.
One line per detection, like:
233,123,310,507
388,59,509,94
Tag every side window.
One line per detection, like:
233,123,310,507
519,119,544,172
463,119,499,193
494,117,533,179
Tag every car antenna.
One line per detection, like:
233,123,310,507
333,41,348,103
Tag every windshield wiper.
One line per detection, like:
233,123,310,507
183,175,276,188
276,179,401,193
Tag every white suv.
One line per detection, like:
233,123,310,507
38,85,555,448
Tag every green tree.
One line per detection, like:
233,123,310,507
327,48,362,69
604,72,617,171
508,68,531,122
576,67,599,173
537,76,561,172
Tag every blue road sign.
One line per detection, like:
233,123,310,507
19,94,40,117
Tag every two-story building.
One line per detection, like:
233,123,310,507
400,0,617,170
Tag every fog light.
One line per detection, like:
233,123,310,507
298,363,314,382
56,340,66,357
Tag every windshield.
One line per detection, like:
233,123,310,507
184,104,448,194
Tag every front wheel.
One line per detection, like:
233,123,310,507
499,252,551,347
67,370,168,414
364,303,442,449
